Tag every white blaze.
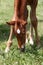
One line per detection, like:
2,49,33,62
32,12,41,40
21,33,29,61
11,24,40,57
17,29,20,34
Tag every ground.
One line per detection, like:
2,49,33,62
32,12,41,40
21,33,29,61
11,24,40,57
0,0,43,65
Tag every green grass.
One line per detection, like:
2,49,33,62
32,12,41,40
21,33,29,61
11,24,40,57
0,0,43,65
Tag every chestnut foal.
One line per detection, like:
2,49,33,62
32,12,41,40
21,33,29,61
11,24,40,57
5,0,39,53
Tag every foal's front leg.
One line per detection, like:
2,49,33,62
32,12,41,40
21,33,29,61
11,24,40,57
12,0,20,21
5,26,13,53
20,0,27,20
7,0,20,25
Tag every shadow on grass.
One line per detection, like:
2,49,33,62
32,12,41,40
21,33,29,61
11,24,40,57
25,20,43,56
0,23,15,42
0,22,43,56
25,35,43,56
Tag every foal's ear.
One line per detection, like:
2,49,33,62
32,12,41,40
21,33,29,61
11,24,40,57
6,21,15,25
21,20,27,26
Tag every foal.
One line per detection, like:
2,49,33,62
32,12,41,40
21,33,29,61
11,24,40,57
5,0,39,53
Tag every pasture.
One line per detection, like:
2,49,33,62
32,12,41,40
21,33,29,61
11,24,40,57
0,0,43,65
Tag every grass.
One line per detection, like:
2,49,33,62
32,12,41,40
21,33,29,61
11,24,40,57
0,0,43,65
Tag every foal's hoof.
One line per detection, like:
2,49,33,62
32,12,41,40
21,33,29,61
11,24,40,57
26,38,28,43
29,39,34,45
5,47,10,53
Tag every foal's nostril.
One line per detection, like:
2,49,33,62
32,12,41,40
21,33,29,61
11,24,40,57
17,29,21,34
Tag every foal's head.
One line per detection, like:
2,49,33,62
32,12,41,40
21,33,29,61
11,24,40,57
7,20,27,35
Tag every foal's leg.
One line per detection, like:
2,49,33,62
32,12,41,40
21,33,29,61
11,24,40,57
20,0,27,19
5,26,13,53
30,7,39,45
12,0,20,21
8,0,20,25
29,23,34,45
